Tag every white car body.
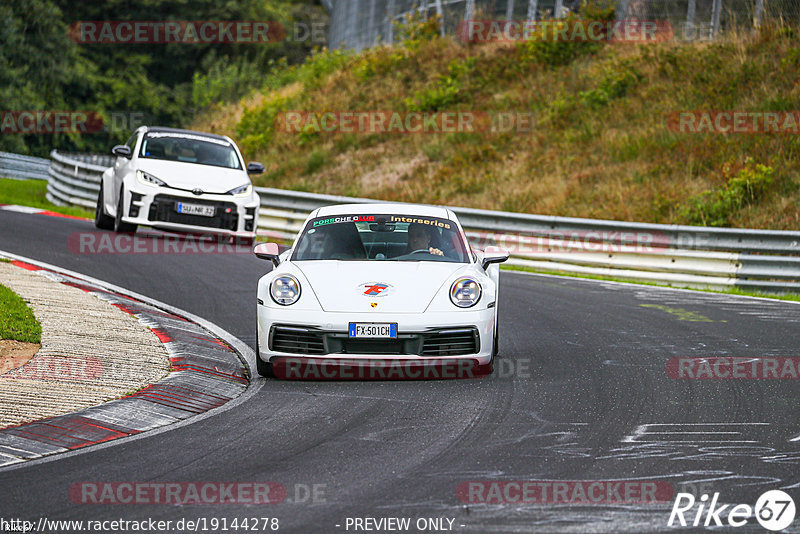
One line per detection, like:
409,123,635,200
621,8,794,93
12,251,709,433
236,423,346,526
254,203,509,378
96,126,260,241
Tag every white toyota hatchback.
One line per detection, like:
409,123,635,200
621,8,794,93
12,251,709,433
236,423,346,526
95,126,262,243
253,203,509,379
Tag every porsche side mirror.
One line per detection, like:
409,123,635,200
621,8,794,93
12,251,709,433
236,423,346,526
482,246,509,270
254,242,281,266
112,145,132,158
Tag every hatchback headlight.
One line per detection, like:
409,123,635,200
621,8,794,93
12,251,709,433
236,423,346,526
270,275,301,306
450,277,481,308
136,170,167,187
227,183,252,196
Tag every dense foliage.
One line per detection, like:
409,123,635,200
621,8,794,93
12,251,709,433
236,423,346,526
0,0,326,156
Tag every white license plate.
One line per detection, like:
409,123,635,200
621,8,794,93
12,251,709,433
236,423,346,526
177,202,215,217
349,323,398,338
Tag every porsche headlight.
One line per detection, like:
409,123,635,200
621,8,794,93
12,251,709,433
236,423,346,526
136,170,167,187
450,277,481,308
270,275,301,306
227,183,252,196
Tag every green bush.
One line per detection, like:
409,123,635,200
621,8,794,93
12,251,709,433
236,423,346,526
192,58,264,109
516,17,602,67
236,94,295,154
354,48,410,80
576,0,618,23
394,10,441,50
304,149,327,174
680,158,776,226
405,57,475,111
579,63,642,108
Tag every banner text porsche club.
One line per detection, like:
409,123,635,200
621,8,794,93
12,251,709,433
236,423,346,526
311,215,452,229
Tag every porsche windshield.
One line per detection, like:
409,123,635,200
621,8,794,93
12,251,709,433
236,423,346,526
139,132,242,169
292,215,470,262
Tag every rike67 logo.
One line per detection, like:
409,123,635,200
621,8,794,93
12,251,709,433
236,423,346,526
668,490,796,531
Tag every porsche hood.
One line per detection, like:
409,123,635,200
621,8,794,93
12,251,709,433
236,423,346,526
294,261,467,313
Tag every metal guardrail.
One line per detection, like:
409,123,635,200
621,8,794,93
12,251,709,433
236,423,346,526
254,188,800,293
47,151,112,209
38,150,800,293
0,152,50,181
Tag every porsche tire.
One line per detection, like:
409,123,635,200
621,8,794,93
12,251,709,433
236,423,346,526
255,333,275,378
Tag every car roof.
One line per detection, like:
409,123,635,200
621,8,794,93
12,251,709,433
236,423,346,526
313,203,453,220
142,126,230,142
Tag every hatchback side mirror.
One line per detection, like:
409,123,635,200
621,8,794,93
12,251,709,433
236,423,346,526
112,145,132,158
247,162,265,175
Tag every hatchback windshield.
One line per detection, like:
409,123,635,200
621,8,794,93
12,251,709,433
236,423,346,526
139,132,242,169
292,214,470,263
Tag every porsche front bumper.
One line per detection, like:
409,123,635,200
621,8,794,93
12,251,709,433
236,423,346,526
256,307,496,367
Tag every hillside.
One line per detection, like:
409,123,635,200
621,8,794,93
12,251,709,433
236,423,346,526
193,16,800,229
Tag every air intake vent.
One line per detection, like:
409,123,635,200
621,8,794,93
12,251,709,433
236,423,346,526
421,328,479,356
270,326,325,355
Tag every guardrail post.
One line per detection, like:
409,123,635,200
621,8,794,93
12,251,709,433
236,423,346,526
710,0,722,38
754,0,764,28
554,0,564,18
386,0,395,44
435,0,445,36
685,0,697,40
527,0,539,21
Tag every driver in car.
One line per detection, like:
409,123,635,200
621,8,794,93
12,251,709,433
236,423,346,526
406,223,444,256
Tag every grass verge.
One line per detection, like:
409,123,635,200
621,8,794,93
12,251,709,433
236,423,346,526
0,178,93,218
501,263,800,303
0,284,42,343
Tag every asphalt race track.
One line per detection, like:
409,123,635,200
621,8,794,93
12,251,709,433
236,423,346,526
1,209,799,533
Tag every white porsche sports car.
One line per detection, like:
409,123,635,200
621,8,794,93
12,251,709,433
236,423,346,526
95,126,262,243
253,203,509,379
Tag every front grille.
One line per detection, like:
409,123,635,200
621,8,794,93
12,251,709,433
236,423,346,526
270,326,326,355
268,325,479,356
148,194,238,230
422,328,480,356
